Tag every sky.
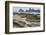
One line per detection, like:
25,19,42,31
13,7,40,12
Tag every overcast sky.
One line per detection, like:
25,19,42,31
13,7,40,12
